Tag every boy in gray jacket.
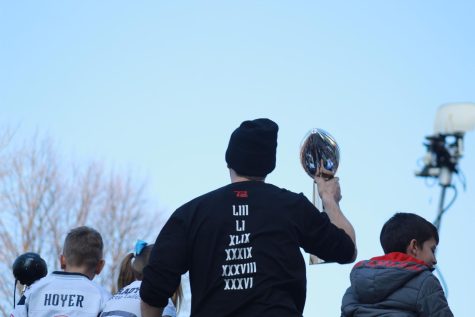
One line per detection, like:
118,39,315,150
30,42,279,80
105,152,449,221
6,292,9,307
341,212,453,317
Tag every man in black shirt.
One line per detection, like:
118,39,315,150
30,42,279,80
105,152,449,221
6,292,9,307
141,118,357,317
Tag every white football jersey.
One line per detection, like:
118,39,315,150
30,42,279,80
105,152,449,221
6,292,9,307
100,280,176,317
176,272,191,317
11,271,111,317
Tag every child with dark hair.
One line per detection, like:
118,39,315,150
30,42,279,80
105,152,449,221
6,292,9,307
100,240,181,317
341,212,453,316
11,226,111,317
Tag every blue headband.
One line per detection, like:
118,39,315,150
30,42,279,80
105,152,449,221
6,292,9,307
134,240,148,257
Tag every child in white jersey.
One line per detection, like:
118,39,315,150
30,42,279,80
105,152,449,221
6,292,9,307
11,226,111,317
100,240,180,317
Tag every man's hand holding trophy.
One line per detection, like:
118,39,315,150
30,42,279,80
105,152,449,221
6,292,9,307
300,128,341,264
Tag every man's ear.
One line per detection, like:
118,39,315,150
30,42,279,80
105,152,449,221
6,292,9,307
95,259,105,275
60,255,67,270
406,239,419,257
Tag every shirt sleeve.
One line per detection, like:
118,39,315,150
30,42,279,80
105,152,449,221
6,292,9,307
99,285,112,311
295,195,355,264
417,274,454,317
140,211,188,308
10,295,27,317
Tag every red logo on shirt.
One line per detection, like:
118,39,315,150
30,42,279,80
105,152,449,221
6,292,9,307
234,190,248,198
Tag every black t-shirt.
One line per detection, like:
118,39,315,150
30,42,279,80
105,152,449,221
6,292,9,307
141,181,355,317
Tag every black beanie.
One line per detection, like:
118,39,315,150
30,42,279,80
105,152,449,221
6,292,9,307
225,118,278,177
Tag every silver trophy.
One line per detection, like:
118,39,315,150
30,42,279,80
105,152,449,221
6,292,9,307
300,128,340,264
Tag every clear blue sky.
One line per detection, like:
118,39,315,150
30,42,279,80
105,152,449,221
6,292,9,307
1,1,475,316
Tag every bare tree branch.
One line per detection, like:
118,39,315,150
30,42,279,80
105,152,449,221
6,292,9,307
0,132,161,316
